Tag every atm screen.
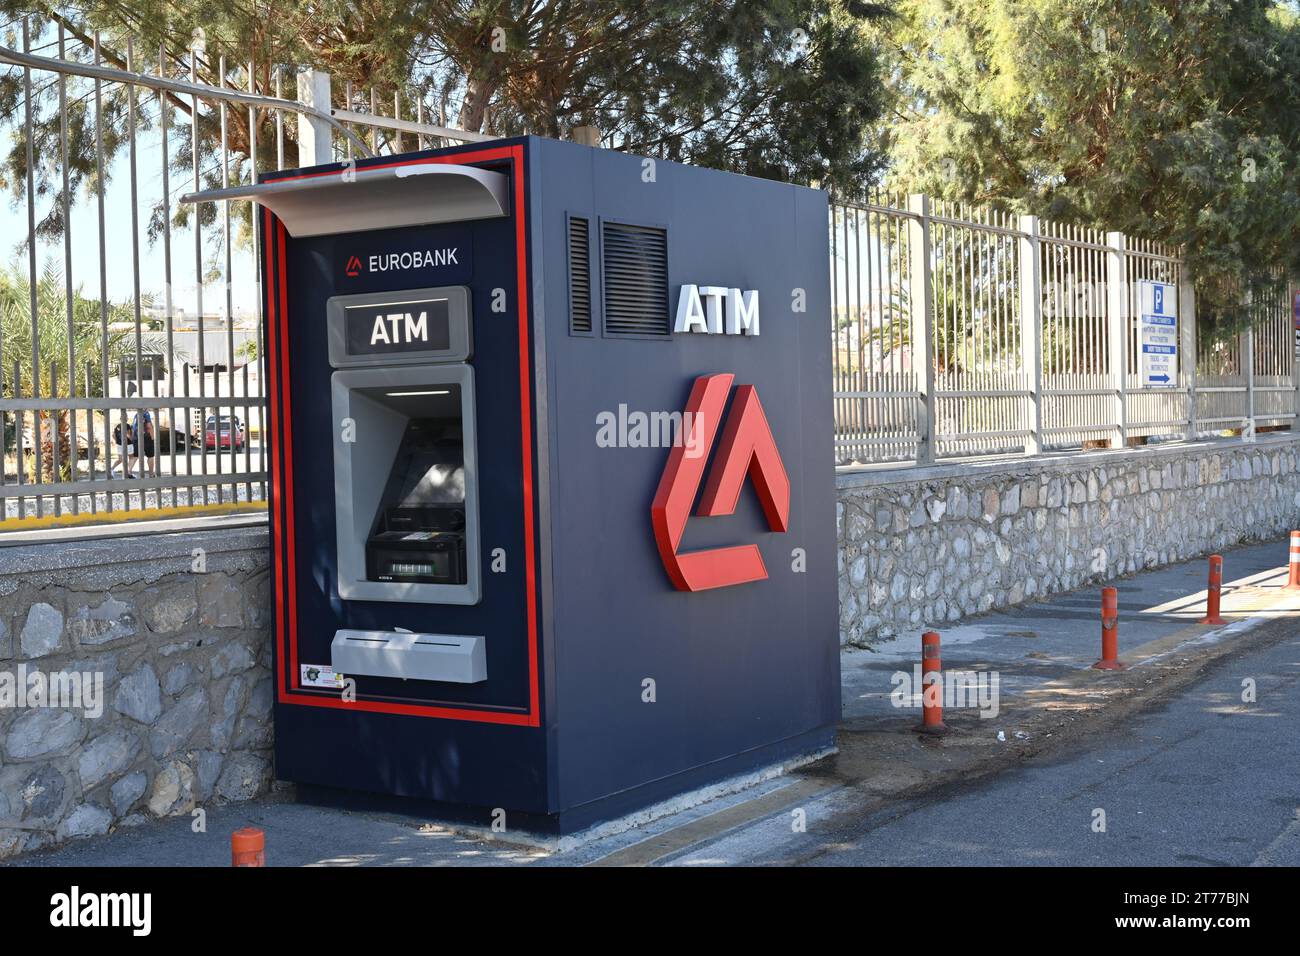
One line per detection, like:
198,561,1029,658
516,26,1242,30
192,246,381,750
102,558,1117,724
383,417,464,502
394,457,465,507
366,416,468,585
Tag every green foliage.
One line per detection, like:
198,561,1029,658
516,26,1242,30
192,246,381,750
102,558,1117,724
453,0,894,191
0,261,170,477
0,0,893,236
873,0,1300,333
0,262,154,398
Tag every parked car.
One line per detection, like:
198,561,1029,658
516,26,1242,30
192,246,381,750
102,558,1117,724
156,425,193,454
204,414,246,452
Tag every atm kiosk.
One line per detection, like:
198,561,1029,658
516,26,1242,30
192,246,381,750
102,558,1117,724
189,136,838,833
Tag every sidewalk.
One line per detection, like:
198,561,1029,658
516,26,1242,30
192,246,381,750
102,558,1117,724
10,537,1298,868
842,537,1293,723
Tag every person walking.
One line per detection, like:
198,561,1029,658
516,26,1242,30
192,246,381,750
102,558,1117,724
109,383,154,478
132,405,156,477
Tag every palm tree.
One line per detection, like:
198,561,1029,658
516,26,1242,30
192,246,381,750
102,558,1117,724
0,263,167,482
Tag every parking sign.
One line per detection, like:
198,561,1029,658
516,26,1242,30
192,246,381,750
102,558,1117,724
1138,280,1177,388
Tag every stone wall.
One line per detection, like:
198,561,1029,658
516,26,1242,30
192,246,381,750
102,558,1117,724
836,435,1300,646
0,525,273,858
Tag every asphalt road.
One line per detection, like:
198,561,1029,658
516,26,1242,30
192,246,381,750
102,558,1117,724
667,619,1300,866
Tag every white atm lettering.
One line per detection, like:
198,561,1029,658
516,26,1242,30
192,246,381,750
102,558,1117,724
728,288,760,335
370,311,430,345
405,310,427,342
674,284,760,336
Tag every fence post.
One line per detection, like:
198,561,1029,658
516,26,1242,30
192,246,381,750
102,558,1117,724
1242,323,1256,440
295,69,333,166
1293,280,1300,428
907,193,937,465
1106,231,1128,448
1179,261,1197,439
1018,215,1043,455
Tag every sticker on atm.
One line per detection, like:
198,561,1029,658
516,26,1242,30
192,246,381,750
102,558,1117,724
300,664,346,689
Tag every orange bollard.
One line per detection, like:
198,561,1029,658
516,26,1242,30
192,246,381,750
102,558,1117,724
231,827,265,867
1286,532,1300,591
1093,587,1125,670
1200,554,1226,624
915,631,948,734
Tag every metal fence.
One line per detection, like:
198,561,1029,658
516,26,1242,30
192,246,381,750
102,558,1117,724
3,14,1296,529
831,194,1299,466
0,15,479,527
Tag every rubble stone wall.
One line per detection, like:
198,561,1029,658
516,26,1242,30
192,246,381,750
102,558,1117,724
0,525,273,859
836,436,1300,646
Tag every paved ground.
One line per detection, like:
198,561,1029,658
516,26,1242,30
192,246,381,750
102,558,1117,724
663,615,1300,866
9,537,1299,867
842,538,1290,722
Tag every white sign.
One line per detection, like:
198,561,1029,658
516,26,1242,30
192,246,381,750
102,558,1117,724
674,285,760,336
1138,280,1177,388
300,664,345,689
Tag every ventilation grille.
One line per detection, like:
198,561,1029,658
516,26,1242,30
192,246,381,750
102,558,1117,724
567,216,592,334
602,222,669,336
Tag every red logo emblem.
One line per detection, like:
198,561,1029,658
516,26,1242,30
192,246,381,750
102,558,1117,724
651,373,790,591
345,255,362,277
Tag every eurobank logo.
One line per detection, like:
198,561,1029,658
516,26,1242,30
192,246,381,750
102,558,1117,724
337,226,473,284
342,248,462,277
651,373,789,591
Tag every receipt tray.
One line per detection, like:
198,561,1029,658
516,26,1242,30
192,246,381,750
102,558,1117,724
331,629,486,683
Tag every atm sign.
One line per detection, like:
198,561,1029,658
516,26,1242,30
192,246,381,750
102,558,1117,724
342,298,452,356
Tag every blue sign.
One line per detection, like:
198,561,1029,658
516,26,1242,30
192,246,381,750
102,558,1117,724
1138,281,1178,388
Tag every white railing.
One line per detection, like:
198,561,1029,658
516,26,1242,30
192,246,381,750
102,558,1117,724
831,194,1299,467
0,14,481,528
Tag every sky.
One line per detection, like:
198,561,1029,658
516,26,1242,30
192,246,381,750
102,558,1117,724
0,68,261,324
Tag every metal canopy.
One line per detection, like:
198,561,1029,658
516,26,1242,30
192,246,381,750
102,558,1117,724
179,163,509,237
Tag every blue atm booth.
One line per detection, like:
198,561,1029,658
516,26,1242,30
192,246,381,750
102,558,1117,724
208,136,838,833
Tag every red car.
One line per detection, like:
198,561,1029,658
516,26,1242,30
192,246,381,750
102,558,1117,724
204,415,246,452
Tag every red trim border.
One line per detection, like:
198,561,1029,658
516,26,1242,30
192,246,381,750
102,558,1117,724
268,145,541,727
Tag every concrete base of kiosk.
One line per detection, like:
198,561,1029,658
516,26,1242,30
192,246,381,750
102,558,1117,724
291,733,838,838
